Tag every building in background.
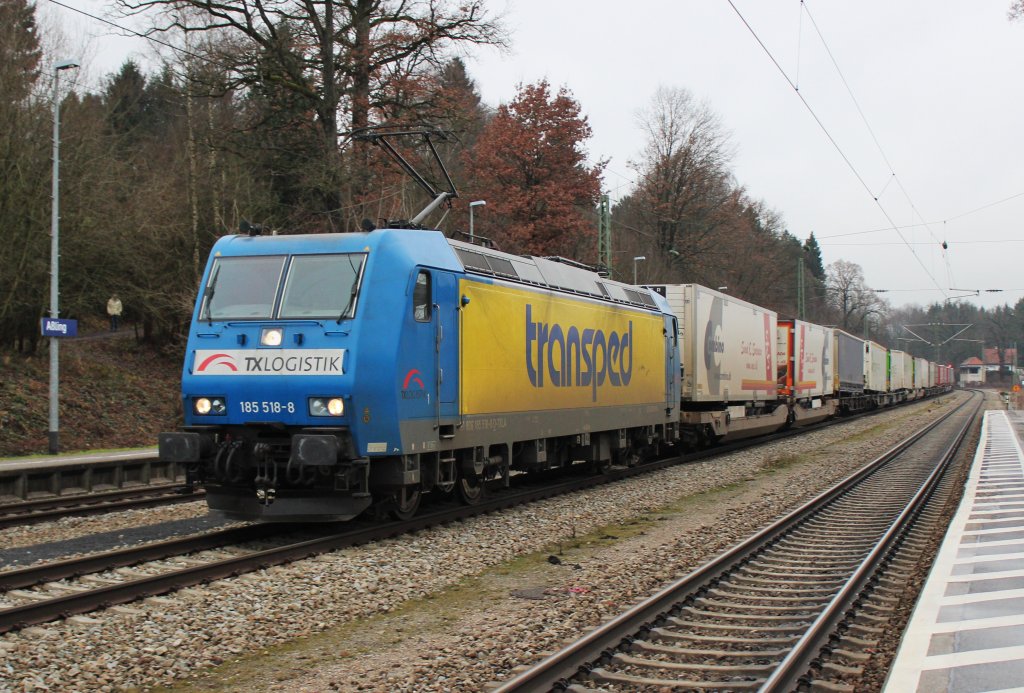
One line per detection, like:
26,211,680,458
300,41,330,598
959,347,1020,387
959,357,985,386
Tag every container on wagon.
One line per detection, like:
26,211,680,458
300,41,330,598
777,319,833,399
651,284,778,404
914,356,929,389
834,329,865,394
864,340,888,393
888,350,907,391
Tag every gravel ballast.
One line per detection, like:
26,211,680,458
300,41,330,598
0,501,215,555
0,394,969,692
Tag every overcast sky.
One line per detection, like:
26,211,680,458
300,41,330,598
50,0,1024,311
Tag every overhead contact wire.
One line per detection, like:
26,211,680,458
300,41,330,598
45,0,231,71
724,0,947,300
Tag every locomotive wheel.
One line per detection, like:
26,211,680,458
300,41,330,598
388,487,422,521
615,447,641,467
457,473,486,505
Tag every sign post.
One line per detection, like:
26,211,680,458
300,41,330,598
41,317,77,454
48,58,80,454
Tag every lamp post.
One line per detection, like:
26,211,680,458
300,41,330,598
632,256,646,285
49,58,79,454
469,200,486,241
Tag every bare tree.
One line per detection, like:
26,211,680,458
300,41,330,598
824,259,888,333
115,0,505,228
628,86,736,271
119,0,503,135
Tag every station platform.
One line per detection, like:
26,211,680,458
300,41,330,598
0,447,157,472
885,409,1024,692
0,447,183,501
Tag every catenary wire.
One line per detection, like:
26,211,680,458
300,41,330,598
725,0,947,300
816,189,1024,239
45,0,234,72
801,1,957,287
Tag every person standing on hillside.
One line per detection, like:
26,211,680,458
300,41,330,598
107,294,123,332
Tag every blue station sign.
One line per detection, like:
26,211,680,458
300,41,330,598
40,318,78,338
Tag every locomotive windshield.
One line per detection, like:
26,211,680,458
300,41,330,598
199,253,366,321
201,255,285,320
280,253,365,319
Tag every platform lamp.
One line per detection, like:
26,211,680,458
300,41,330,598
469,200,486,241
49,58,80,454
633,256,646,285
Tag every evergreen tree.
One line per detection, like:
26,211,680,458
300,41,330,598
0,0,41,102
0,0,46,350
802,232,825,280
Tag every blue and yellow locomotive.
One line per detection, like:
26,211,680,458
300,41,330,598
159,228,682,521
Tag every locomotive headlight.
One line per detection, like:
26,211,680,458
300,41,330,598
309,397,345,417
260,327,283,347
194,397,227,415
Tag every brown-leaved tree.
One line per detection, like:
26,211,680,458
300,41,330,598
463,79,604,259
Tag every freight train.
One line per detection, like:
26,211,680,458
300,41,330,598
158,226,953,522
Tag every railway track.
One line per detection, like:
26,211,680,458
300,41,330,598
0,394,961,637
0,484,204,530
493,391,982,692
0,392,938,533
1,450,707,634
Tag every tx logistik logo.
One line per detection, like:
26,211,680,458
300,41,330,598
401,369,427,400
524,304,633,402
197,353,238,372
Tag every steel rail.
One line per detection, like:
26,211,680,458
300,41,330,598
490,391,979,692
0,486,203,530
0,389,940,530
0,432,812,634
0,524,278,591
761,392,982,691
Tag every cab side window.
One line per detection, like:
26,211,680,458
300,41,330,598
413,271,431,322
